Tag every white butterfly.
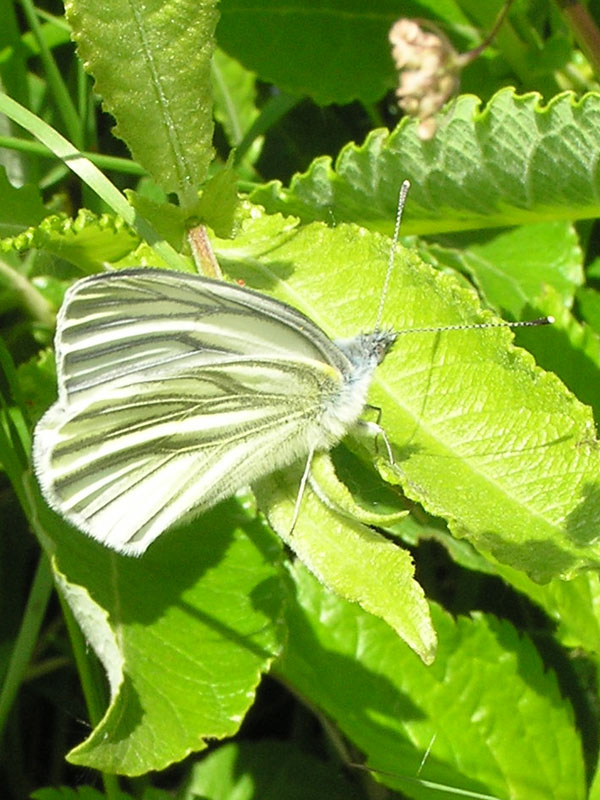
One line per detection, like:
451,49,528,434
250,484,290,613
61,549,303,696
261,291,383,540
33,268,396,555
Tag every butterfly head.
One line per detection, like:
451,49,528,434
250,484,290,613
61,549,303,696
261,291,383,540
335,329,397,374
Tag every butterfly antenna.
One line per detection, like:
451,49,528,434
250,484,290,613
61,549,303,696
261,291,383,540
375,179,411,330
396,316,554,336
375,180,554,335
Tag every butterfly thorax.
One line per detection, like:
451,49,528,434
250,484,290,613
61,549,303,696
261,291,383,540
312,329,397,448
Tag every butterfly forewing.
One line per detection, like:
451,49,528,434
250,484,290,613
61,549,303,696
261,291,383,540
56,269,351,404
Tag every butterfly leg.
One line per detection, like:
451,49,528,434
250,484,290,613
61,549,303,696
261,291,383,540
359,405,394,465
289,446,316,535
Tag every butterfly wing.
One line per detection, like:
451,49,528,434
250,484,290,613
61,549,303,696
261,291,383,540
34,269,353,554
55,268,351,404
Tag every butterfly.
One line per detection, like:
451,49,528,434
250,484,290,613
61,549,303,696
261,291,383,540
33,268,397,555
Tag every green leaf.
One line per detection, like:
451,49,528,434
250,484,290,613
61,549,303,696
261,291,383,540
254,456,436,665
516,286,600,423
218,0,472,105
211,206,600,583
250,90,600,234
211,47,263,166
1,210,140,274
0,336,31,495
110,240,193,272
125,191,187,251
183,740,362,800
0,168,47,237
278,564,586,800
492,566,600,656
16,349,57,426
587,257,600,280
590,760,600,800
40,505,285,775
65,0,219,206
423,221,583,319
195,161,239,237
576,286,600,333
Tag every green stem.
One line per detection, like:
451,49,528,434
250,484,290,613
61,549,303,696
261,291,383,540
18,0,82,147
57,591,121,799
235,91,300,165
0,258,56,328
0,554,54,737
0,134,147,175
556,0,600,78
361,102,385,129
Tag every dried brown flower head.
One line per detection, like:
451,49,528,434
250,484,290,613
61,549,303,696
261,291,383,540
389,19,461,139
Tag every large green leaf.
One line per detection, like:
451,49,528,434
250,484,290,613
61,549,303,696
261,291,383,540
65,0,219,206
278,563,586,800
255,455,436,665
212,206,600,583
251,89,600,234
183,740,362,800
39,501,285,775
218,0,473,105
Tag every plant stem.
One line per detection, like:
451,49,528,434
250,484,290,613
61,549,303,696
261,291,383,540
18,0,82,147
0,554,54,737
57,589,122,799
556,0,600,78
0,135,146,175
0,258,55,328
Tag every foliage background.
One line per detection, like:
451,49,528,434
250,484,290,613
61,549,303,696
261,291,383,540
1,1,600,799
